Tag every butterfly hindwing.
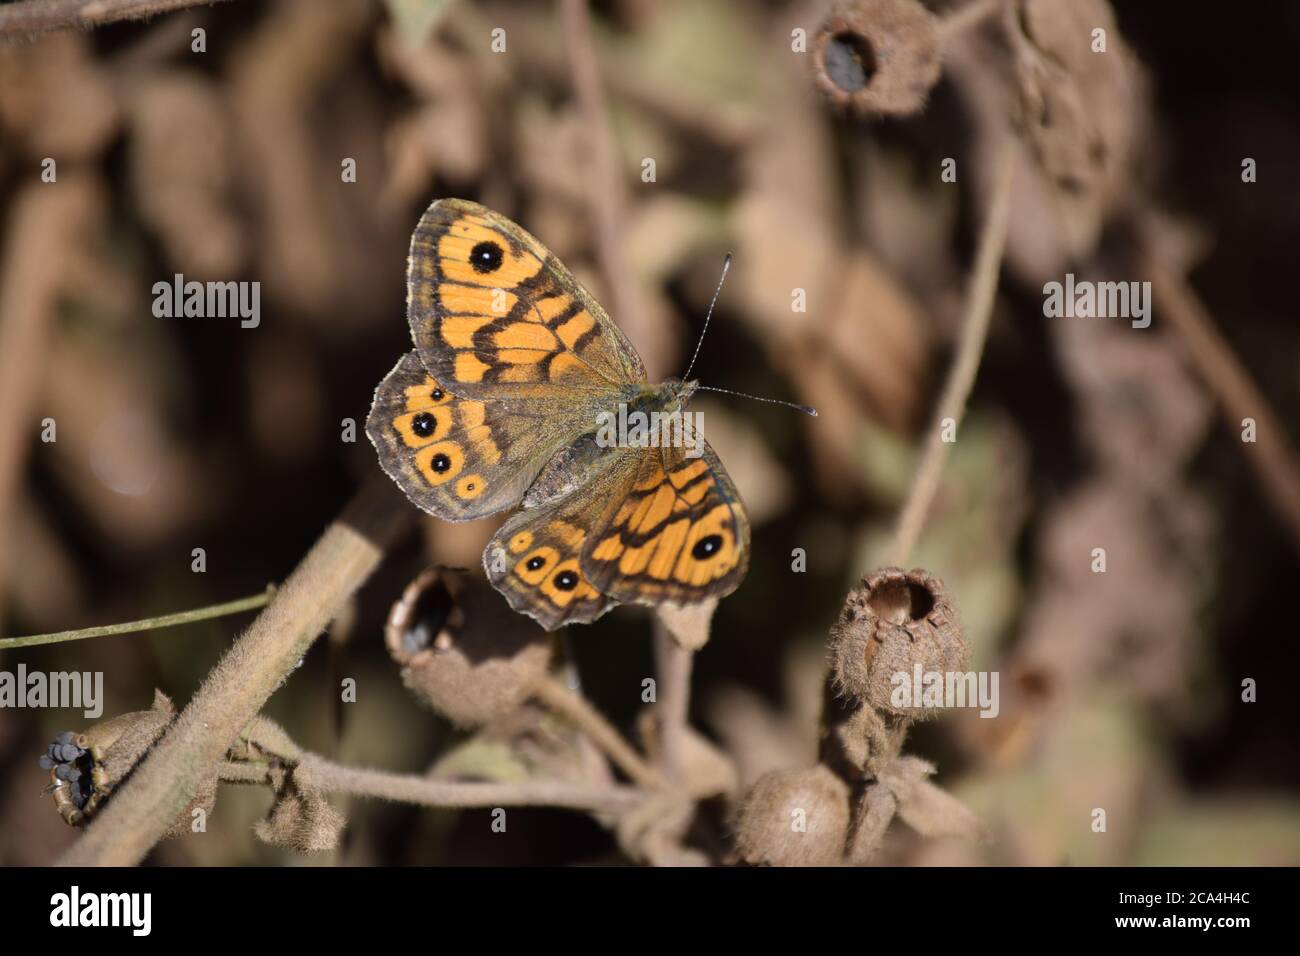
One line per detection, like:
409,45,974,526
582,443,750,605
484,485,617,630
366,351,573,521
407,199,645,399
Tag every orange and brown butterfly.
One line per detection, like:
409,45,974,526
366,198,750,631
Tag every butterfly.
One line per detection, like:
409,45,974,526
366,198,750,630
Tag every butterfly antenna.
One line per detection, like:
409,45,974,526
682,254,818,417
696,385,818,417
682,253,732,381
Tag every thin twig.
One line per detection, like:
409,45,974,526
1,586,273,649
937,0,1004,44
832,142,1015,862
0,180,99,636
1146,258,1300,557
299,754,644,813
0,0,230,39
56,479,411,866
888,142,1016,566
531,674,664,789
560,0,658,372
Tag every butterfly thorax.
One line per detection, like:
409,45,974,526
521,378,698,510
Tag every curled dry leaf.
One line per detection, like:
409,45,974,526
253,765,346,854
877,755,984,841
654,597,717,652
846,782,897,864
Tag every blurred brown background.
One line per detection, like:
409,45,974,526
0,0,1298,865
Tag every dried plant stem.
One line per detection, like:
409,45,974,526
56,479,410,866
937,0,1004,44
217,760,270,785
1147,260,1300,556
0,0,231,38
652,619,693,784
532,674,664,789
561,0,656,371
297,754,643,813
1,587,273,649
888,142,1016,566
833,143,1014,864
0,180,99,635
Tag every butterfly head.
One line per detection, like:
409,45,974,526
667,377,699,410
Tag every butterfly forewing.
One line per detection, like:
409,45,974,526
407,199,645,399
367,351,576,521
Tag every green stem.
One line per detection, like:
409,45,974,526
0,586,275,649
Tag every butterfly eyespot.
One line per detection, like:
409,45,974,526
553,570,580,591
470,240,504,274
526,556,546,571
431,388,445,401
431,453,452,473
411,412,436,438
692,535,723,559
456,474,485,499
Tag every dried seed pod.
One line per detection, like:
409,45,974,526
812,0,942,117
829,567,967,719
386,567,554,727
41,690,175,826
735,765,850,867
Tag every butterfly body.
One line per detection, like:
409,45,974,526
367,199,749,630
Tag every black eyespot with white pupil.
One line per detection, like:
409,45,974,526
526,556,546,571
431,388,444,401
554,570,579,591
411,413,436,438
692,535,723,559
431,453,451,473
470,240,504,274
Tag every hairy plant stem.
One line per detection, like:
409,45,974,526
56,479,411,866
0,0,232,38
532,674,664,789
296,753,644,813
652,619,693,783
